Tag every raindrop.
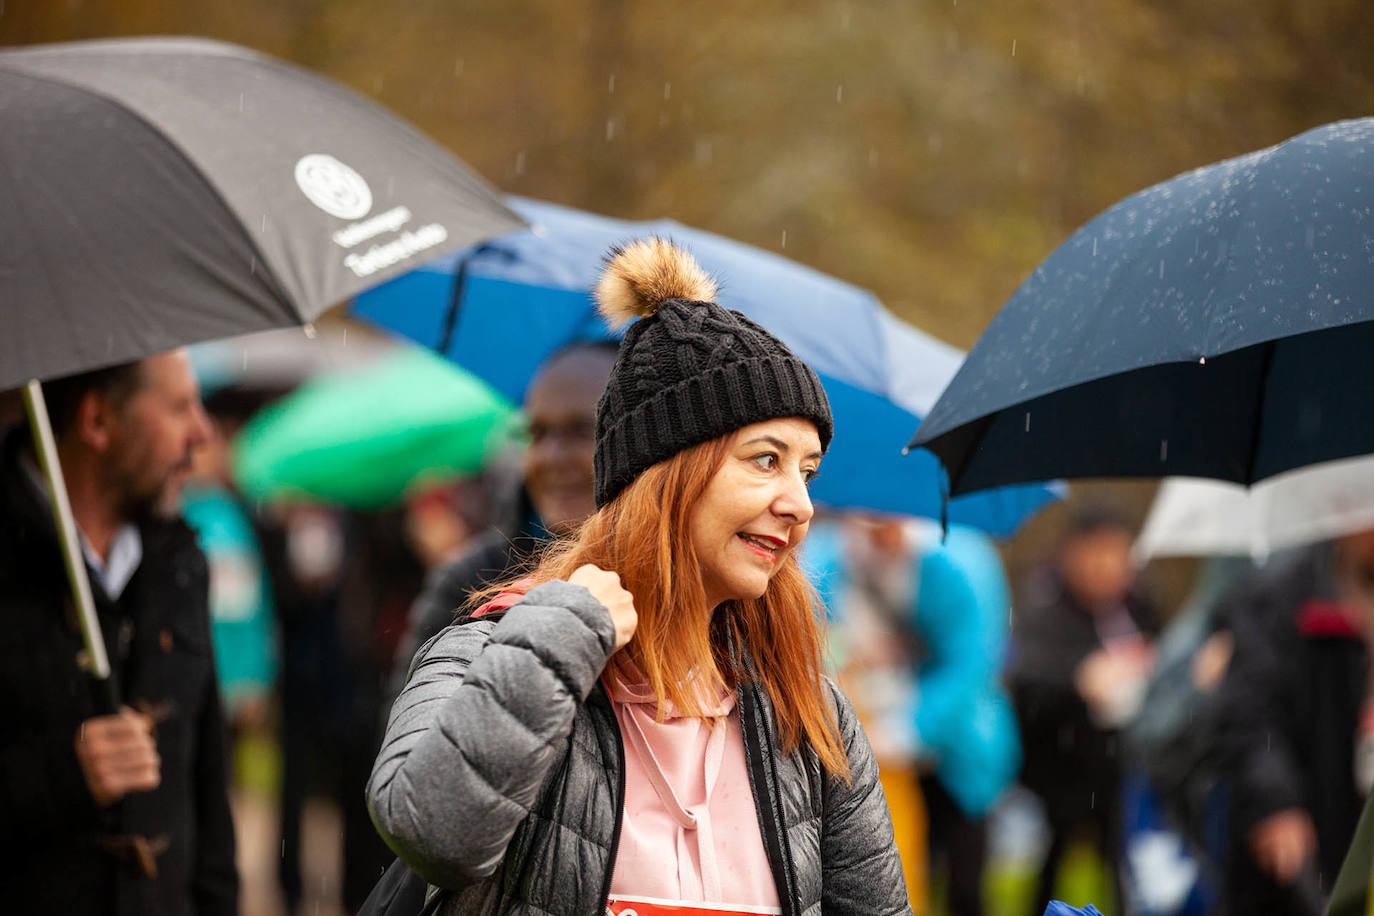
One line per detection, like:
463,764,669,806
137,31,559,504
663,81,672,100
695,139,713,165
453,57,465,77
835,84,844,103
303,323,317,339
1091,238,1097,257
514,150,527,176
868,148,879,167
1011,39,1017,57
1076,73,1086,95
249,255,257,276
1160,439,1168,461
1090,792,1096,809
606,119,616,141
341,327,348,346
1024,411,1031,432
781,229,788,249
608,73,616,94
1159,259,1165,279
238,93,245,113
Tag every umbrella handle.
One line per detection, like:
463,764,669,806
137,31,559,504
23,380,119,715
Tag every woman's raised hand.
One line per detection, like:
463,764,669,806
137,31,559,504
569,564,638,651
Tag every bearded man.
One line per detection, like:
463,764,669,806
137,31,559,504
0,350,237,915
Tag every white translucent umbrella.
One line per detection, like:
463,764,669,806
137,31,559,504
1134,453,1374,562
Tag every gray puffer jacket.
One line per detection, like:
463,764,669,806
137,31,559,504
367,580,911,916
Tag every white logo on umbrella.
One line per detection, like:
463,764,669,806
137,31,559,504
295,154,373,220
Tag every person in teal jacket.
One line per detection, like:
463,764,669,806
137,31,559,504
805,515,1021,916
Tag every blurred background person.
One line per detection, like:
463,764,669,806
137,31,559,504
1210,529,1374,915
1007,504,1160,916
1123,555,1253,916
392,340,619,673
808,515,1021,916
183,386,279,738
0,352,236,914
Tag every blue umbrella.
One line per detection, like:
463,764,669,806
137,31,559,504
910,118,1374,496
353,196,1059,537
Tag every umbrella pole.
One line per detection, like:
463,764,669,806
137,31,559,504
23,379,118,712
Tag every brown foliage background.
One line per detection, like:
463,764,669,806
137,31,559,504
5,0,1372,601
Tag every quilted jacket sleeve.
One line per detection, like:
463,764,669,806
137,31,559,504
366,580,617,889
820,682,914,915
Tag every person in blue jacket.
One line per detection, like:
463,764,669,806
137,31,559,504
806,515,1021,916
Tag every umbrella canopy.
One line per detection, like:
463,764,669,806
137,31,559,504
233,347,518,508
1134,453,1374,562
0,36,522,390
910,118,1374,495
353,196,1062,537
190,324,396,396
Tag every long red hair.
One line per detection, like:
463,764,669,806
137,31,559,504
472,433,849,780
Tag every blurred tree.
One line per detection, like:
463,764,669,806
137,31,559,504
3,0,1370,596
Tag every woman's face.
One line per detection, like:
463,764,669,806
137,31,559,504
690,417,822,608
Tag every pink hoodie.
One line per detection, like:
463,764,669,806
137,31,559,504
607,666,780,910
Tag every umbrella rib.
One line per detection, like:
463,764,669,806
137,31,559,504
1240,339,1278,485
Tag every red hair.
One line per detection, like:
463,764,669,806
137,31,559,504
473,434,849,779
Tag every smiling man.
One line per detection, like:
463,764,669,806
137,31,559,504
0,350,237,915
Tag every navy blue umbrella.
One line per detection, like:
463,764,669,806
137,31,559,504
353,196,1061,536
910,118,1374,496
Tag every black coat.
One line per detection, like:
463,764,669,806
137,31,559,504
1006,569,1159,826
0,433,237,915
1213,545,1368,912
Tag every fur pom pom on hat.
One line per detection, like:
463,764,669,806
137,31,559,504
592,238,834,507
594,237,718,327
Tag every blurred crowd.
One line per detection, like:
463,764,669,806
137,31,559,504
9,330,1374,916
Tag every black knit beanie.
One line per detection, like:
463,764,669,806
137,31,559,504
592,238,834,507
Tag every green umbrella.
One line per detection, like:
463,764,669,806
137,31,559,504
233,346,518,507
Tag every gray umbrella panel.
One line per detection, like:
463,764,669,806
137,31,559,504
0,36,523,388
910,118,1374,494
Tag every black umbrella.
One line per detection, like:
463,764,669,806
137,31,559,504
0,37,522,701
909,118,1374,497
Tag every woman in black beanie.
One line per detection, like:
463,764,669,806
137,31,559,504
368,239,911,916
